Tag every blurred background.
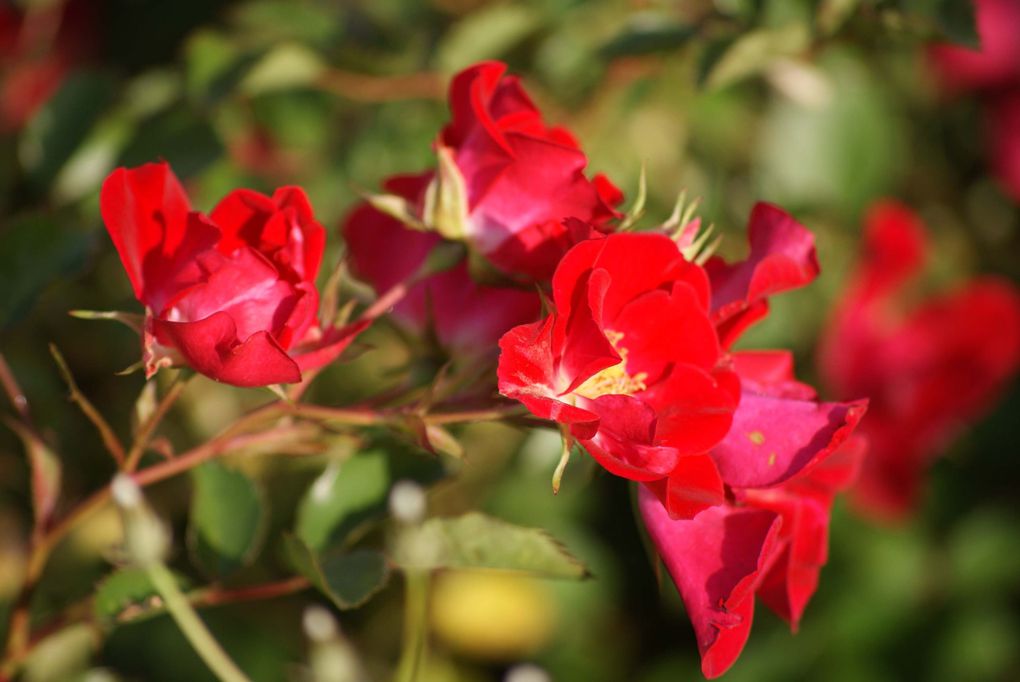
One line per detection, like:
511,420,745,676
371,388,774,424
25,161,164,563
1,0,1019,680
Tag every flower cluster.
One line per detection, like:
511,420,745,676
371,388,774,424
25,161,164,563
94,59,1018,679
497,206,867,677
819,201,1020,519
929,0,1020,201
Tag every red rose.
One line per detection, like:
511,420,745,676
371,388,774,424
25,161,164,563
498,205,863,517
819,200,1020,519
342,173,542,355
101,162,366,387
434,61,623,280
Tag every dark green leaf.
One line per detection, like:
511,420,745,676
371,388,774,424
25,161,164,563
296,448,444,550
394,512,589,579
21,71,116,191
188,461,266,577
599,22,696,59
0,213,90,330
285,535,390,609
119,106,223,178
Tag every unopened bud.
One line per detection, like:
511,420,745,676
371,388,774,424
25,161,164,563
303,605,338,643
112,474,169,566
303,606,367,682
389,480,426,525
505,663,551,682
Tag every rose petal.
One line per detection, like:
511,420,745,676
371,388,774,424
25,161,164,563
155,313,301,387
712,393,868,489
100,162,218,311
706,203,818,346
639,487,782,679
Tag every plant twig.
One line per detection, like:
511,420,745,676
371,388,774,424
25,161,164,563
124,376,189,472
50,344,127,467
0,352,32,423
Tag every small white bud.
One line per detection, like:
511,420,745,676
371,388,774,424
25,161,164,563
303,605,338,643
388,480,426,525
111,474,142,509
505,663,551,682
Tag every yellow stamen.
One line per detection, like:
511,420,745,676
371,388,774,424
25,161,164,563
572,331,648,400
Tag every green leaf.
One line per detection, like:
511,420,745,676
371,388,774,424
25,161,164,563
699,23,811,90
0,213,90,331
119,106,224,179
94,567,192,624
21,71,116,192
295,448,444,551
435,4,542,72
22,624,96,682
599,20,696,59
285,536,390,610
394,512,589,579
188,462,266,577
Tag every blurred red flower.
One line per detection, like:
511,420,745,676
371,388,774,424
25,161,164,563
929,0,1020,200
819,200,1020,519
101,162,366,387
0,0,93,131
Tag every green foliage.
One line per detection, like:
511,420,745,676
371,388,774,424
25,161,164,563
0,213,89,330
94,567,193,624
296,448,444,550
188,462,267,577
285,536,391,609
394,512,590,579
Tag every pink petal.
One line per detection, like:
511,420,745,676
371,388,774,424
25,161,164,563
639,487,782,679
712,393,868,489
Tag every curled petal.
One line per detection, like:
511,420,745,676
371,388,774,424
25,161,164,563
498,318,600,439
639,487,782,679
581,394,679,481
154,314,301,387
100,162,217,311
706,203,818,346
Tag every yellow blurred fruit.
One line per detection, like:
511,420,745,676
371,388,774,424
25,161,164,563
430,570,558,661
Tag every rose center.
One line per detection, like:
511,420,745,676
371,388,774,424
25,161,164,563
572,331,648,400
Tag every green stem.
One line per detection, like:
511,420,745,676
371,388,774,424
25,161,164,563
394,570,429,682
145,562,251,682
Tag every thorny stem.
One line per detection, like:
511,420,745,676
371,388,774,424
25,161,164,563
50,344,127,467
0,395,523,675
145,561,252,682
